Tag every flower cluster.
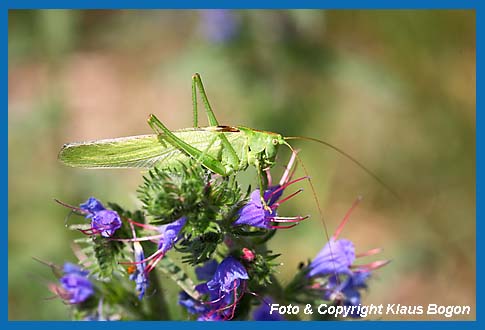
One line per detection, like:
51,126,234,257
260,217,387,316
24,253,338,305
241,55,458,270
48,152,388,321
179,257,249,320
306,198,389,317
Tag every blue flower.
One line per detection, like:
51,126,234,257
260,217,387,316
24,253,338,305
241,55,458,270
253,297,284,321
179,257,249,321
179,291,210,315
234,184,308,229
59,263,94,304
307,239,356,277
178,283,229,320
234,153,308,230
200,10,240,43
179,261,220,318
233,190,271,229
129,242,149,300
91,210,122,237
207,256,249,293
79,197,121,237
63,262,89,277
79,197,105,215
115,217,187,276
195,260,219,281
145,217,186,273
324,272,371,318
157,217,187,254
306,198,389,318
197,313,221,321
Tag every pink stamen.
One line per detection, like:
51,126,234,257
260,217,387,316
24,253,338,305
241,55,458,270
352,260,390,271
54,199,88,215
216,280,247,320
279,150,299,186
79,222,118,236
43,295,59,301
201,293,227,305
119,249,164,266
126,218,159,231
356,248,383,258
332,196,363,240
78,228,101,236
145,253,165,273
270,188,304,208
129,222,137,238
268,215,309,223
268,176,308,198
305,285,333,294
265,169,273,187
288,159,298,183
269,223,298,229
110,233,164,243
201,279,241,306
230,281,238,320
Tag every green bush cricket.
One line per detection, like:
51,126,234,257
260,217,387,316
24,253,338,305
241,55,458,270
59,73,396,222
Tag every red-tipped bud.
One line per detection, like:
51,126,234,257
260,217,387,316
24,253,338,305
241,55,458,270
241,248,255,262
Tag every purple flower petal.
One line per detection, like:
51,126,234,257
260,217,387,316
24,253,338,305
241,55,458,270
324,271,371,318
264,185,283,206
129,242,148,300
233,190,268,229
207,256,248,293
178,291,209,315
60,263,93,304
157,217,186,253
308,239,356,277
195,260,219,281
80,197,105,215
91,210,122,238
200,10,240,44
63,263,89,277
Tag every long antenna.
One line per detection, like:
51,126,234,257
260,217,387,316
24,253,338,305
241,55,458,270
283,141,341,284
283,142,332,242
284,136,400,199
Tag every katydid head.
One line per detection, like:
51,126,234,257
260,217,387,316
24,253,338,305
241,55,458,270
238,127,285,169
264,134,286,166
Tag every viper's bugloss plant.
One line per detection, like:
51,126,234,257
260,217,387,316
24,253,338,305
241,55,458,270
46,154,388,320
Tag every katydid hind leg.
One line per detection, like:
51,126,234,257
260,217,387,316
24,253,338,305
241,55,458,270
147,114,164,134
192,73,219,126
192,74,198,128
147,114,228,176
193,73,240,170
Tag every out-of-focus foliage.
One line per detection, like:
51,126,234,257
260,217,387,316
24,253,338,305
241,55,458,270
8,10,475,320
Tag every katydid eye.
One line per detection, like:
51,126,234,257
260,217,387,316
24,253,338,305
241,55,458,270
272,139,279,145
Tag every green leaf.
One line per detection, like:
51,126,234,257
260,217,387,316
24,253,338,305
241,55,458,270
156,256,200,300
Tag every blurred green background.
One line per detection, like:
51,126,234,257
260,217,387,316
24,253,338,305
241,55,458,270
8,10,475,320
